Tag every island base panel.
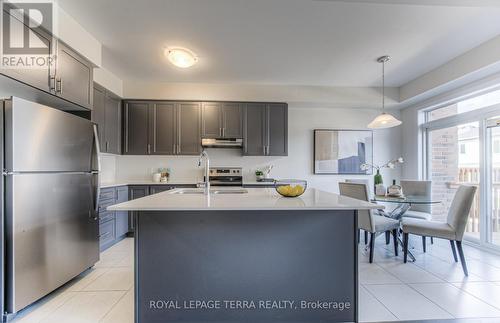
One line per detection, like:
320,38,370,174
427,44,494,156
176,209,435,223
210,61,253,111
135,210,358,323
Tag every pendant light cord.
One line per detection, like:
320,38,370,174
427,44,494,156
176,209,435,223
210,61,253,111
382,59,385,113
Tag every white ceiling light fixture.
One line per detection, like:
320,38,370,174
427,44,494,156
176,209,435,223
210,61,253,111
367,55,402,129
165,47,198,68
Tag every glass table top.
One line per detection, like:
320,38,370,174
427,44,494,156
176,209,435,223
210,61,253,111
372,195,441,205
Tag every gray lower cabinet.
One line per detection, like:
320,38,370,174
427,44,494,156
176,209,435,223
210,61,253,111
54,41,93,109
201,102,243,138
98,188,117,251
98,186,129,251
149,185,175,194
244,103,287,156
115,186,129,238
128,186,150,233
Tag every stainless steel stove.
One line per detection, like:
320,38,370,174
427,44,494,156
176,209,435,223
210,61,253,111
209,167,242,186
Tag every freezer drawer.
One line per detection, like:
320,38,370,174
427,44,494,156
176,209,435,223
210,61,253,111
4,173,99,313
4,97,95,172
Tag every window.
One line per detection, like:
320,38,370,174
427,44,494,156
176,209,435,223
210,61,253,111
423,90,500,249
428,89,500,121
460,143,466,154
494,139,500,154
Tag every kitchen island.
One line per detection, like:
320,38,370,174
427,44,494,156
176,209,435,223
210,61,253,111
108,187,381,323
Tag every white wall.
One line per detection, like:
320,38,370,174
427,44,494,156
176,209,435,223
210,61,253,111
111,106,402,193
94,68,124,97
400,35,500,103
400,106,422,180
55,6,101,66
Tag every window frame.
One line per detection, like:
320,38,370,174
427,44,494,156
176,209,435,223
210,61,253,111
420,95,500,248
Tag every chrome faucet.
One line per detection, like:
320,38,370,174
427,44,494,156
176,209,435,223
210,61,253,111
197,149,210,193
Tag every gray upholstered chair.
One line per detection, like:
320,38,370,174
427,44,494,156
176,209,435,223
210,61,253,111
345,179,372,244
400,180,433,252
339,182,400,263
402,185,477,275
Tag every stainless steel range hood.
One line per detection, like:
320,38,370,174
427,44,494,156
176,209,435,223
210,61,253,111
201,138,243,148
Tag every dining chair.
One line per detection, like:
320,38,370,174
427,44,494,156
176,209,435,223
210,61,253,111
339,182,400,263
400,180,433,252
402,185,477,275
345,179,371,244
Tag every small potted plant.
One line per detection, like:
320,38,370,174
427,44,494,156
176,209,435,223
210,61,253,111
360,157,404,195
255,170,264,181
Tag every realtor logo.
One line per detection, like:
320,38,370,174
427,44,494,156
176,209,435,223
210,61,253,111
1,0,56,69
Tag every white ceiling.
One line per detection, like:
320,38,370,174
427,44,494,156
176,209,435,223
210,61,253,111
58,0,500,87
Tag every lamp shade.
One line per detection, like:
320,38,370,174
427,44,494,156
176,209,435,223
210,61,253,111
367,112,402,129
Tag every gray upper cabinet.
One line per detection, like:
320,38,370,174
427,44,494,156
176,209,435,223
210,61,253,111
222,103,243,138
123,101,201,155
124,102,150,155
54,41,93,109
0,7,54,92
244,103,267,156
123,100,285,156
244,103,288,156
201,102,243,138
92,85,106,149
178,102,202,155
201,103,222,138
267,103,288,156
0,7,94,110
93,84,122,155
150,102,176,155
104,93,121,154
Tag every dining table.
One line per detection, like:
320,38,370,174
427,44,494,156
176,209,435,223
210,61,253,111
371,195,442,261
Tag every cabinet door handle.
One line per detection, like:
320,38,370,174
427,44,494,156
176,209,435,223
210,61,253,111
219,128,222,137
173,144,176,154
105,141,109,152
147,144,151,154
49,76,56,92
222,128,225,137
56,78,62,94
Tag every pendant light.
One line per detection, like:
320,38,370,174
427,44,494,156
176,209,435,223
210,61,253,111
367,55,402,129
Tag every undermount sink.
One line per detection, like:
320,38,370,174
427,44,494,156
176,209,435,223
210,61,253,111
172,188,248,195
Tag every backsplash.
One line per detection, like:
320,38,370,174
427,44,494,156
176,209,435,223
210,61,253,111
114,149,284,182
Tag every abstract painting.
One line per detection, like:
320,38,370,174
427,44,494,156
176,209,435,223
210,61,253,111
314,129,373,174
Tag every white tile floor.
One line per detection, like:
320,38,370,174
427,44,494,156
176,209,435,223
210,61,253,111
9,236,500,323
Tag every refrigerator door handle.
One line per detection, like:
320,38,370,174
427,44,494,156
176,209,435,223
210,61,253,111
92,124,101,213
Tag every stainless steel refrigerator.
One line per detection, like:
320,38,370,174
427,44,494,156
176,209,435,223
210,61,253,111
1,97,100,315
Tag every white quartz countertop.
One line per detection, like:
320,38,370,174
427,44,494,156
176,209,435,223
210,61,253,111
100,180,276,189
100,180,197,188
107,187,383,211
